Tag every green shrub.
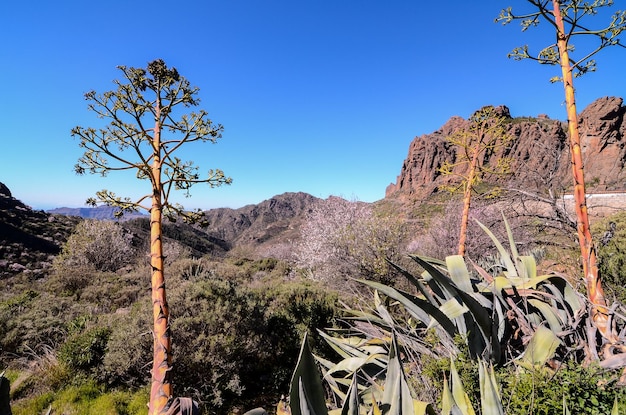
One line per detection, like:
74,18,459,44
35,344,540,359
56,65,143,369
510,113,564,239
11,377,148,415
54,219,136,272
499,363,625,414
11,390,54,415
126,387,149,415
168,276,337,414
58,327,111,372
1,291,85,361
595,212,626,305
101,304,152,387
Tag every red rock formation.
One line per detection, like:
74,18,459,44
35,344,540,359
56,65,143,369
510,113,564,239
386,97,626,202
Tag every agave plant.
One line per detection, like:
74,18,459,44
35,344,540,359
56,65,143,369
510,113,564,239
357,214,592,368
302,215,626,413
288,331,510,415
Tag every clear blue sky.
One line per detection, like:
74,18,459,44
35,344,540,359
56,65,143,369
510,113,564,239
1,1,624,210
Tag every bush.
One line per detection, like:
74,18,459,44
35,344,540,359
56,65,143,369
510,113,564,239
595,212,626,305
58,327,111,372
499,363,626,414
54,219,136,272
0,290,86,361
168,275,337,414
101,304,152,388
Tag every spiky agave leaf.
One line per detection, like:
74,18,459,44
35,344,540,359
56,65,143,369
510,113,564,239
450,360,476,415
519,325,561,370
356,280,458,339
478,360,504,415
474,219,517,278
290,332,328,415
340,373,361,415
381,332,415,415
409,255,501,362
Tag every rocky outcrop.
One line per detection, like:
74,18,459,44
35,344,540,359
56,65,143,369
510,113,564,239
386,97,626,201
578,96,626,189
0,182,79,278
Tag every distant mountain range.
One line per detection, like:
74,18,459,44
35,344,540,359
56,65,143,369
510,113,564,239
47,206,147,220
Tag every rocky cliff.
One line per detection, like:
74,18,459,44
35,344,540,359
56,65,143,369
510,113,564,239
386,97,626,201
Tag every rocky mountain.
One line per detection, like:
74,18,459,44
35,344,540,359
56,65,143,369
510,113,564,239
113,192,319,258
5,96,625,273
0,182,79,278
386,96,626,202
200,192,319,256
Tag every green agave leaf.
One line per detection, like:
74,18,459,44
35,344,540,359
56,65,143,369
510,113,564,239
381,332,415,415
433,298,469,340
450,360,476,415
414,400,437,415
375,290,397,327
478,360,505,415
437,299,470,322
521,325,560,367
326,354,387,378
502,214,520,260
612,396,619,415
475,220,517,278
527,299,563,332
563,395,571,415
549,276,585,317
493,297,506,342
441,372,456,415
357,280,458,338
516,256,537,280
540,283,572,325
343,307,394,326
340,373,361,415
447,255,473,293
410,255,501,361
387,259,438,305
290,332,329,415
298,378,321,415
486,274,558,305
318,331,387,364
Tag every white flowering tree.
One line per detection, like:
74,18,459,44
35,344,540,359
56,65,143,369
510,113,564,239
296,196,405,286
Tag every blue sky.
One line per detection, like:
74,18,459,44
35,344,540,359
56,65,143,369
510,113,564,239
1,1,624,210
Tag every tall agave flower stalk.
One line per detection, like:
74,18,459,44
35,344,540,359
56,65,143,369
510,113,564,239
551,0,614,342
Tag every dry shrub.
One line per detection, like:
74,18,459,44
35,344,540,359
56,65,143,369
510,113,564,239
409,199,545,263
54,219,136,272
